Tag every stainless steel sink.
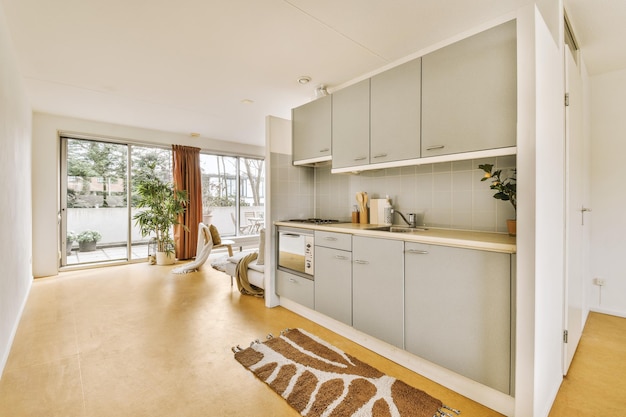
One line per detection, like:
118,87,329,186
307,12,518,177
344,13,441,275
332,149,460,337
367,226,428,233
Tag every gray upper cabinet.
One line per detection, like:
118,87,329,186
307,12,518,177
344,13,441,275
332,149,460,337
292,95,332,164
404,242,512,394
331,79,370,169
370,58,421,163
421,20,517,157
352,236,404,348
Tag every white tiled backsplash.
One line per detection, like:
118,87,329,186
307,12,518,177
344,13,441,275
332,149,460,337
314,155,516,233
270,152,315,221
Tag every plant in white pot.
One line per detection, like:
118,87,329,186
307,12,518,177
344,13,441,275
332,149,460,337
479,163,517,236
66,231,77,255
133,164,189,265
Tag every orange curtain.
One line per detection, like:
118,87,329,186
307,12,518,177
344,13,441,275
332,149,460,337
172,145,202,260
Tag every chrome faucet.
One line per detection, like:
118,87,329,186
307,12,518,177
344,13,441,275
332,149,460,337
393,209,417,228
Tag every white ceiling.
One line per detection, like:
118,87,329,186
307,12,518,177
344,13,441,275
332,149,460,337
1,0,623,147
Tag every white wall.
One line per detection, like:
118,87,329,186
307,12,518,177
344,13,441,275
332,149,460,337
32,112,264,277
515,4,567,417
0,3,33,376
266,115,294,307
589,68,626,318
532,5,568,417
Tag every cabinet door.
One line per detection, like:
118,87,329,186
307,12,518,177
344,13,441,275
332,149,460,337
276,270,314,309
332,79,370,169
292,95,332,163
371,58,421,163
404,242,512,394
352,236,404,348
314,246,352,325
422,20,517,157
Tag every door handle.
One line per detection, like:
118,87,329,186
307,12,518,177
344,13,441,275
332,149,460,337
581,207,592,226
405,249,429,254
426,145,445,151
353,259,369,265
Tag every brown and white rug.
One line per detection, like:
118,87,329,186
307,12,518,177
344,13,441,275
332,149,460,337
233,328,460,417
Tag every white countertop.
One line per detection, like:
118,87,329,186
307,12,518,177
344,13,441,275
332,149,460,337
274,221,516,254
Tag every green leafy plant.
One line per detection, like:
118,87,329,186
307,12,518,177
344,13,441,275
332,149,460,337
77,230,102,243
133,163,189,255
479,164,516,215
67,231,77,243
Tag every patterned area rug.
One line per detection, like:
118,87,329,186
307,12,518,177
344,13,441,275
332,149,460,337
233,328,461,417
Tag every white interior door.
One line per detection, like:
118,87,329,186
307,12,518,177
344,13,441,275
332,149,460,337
563,45,587,374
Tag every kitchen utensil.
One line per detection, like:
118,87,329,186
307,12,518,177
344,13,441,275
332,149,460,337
360,192,369,224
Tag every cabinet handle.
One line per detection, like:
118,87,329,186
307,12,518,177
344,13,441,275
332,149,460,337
288,278,297,283
320,148,330,153
426,145,445,151
354,259,369,264
324,237,338,241
334,255,349,260
373,153,388,158
405,249,429,254
354,156,367,161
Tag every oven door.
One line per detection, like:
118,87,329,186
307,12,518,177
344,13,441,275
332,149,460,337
277,228,314,278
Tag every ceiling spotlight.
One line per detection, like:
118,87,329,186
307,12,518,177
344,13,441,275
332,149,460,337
241,99,255,104
297,76,312,84
190,132,200,137
314,84,329,98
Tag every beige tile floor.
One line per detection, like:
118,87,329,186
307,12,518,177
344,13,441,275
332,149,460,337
0,262,623,416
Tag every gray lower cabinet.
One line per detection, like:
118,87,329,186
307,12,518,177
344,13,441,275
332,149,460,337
404,242,512,394
352,236,404,348
421,20,517,157
314,231,352,325
276,269,314,309
314,246,352,325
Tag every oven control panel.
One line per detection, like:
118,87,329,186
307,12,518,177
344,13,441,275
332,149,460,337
304,235,314,275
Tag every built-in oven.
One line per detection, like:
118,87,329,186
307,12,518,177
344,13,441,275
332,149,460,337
277,226,314,279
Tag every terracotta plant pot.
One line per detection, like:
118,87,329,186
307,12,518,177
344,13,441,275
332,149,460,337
507,219,517,237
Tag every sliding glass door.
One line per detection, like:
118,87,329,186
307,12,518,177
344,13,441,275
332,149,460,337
129,145,173,260
199,154,265,236
239,158,265,234
61,138,173,267
61,138,129,265
61,136,264,267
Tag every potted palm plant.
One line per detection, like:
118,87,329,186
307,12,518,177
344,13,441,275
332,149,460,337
133,164,189,265
479,164,517,236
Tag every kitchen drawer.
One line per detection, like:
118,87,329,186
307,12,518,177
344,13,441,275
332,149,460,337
276,270,314,309
315,231,352,251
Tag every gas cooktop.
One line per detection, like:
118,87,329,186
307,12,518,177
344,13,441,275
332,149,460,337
286,218,340,225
